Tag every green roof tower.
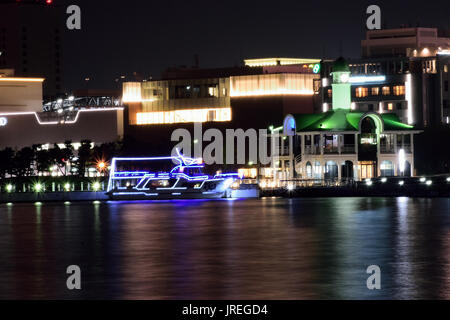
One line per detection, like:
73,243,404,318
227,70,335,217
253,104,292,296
331,57,351,110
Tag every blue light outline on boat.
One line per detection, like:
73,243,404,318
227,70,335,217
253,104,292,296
107,151,241,194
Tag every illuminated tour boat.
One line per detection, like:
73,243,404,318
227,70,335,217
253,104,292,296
107,152,240,200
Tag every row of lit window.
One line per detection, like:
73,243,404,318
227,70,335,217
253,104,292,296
355,85,405,97
327,85,406,98
135,108,232,125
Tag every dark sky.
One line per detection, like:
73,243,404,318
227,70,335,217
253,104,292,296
59,0,450,92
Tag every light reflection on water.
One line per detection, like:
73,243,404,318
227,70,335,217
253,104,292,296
0,197,450,300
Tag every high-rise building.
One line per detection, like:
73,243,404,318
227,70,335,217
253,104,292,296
0,0,63,100
318,27,450,128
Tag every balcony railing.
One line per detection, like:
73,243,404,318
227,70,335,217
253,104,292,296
305,146,320,155
341,145,356,154
380,145,395,154
324,147,339,154
380,144,412,154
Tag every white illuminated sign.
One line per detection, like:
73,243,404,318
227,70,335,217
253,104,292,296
0,117,7,126
340,74,350,83
349,76,386,84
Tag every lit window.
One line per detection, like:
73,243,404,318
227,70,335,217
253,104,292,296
393,85,405,96
388,103,394,111
371,87,379,95
355,87,369,98
382,86,391,95
230,73,315,97
136,108,232,125
327,89,332,98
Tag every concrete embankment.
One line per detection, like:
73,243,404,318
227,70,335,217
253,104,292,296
0,192,109,203
262,184,450,198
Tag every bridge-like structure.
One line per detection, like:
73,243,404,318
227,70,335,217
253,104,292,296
43,96,122,112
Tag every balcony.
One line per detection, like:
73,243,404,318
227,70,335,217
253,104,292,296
305,146,320,155
341,145,356,154
324,146,339,154
380,145,395,154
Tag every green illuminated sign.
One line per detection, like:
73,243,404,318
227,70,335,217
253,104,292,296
313,64,321,74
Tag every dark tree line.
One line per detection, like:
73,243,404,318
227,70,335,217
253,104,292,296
0,140,123,179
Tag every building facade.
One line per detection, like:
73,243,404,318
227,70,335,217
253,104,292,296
271,58,421,185
123,58,321,129
317,27,450,128
0,74,124,150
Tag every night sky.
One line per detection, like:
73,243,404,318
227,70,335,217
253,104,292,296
58,0,450,92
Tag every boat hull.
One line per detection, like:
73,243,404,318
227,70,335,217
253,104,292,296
108,189,226,200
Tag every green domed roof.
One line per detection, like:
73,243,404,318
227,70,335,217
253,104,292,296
333,57,350,73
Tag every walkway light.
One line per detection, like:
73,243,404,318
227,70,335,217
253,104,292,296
287,185,295,191
420,177,426,183
426,180,433,186
34,183,43,192
92,182,101,191
6,184,13,193
381,178,387,183
399,181,405,186
64,183,71,191
447,177,450,183
366,179,373,186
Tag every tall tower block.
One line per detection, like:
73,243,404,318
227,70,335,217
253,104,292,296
331,57,351,110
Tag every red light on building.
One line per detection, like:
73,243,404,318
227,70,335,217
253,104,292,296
46,0,53,4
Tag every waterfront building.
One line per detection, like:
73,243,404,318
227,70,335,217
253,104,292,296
122,58,321,129
0,71,44,112
271,58,421,184
317,27,450,127
0,74,124,150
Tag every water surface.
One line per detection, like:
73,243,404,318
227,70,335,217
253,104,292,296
0,197,449,300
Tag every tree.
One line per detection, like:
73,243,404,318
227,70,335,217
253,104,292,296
12,147,35,177
35,148,52,174
49,144,67,176
0,148,15,178
77,140,93,177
